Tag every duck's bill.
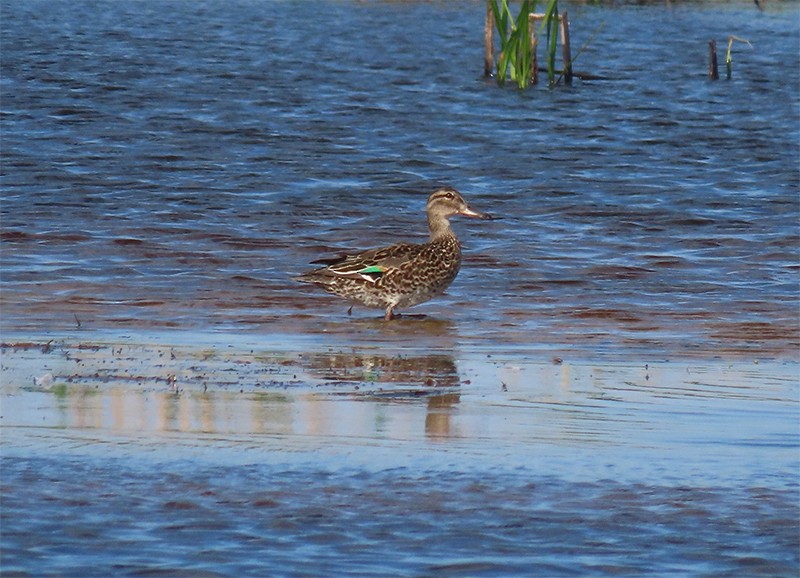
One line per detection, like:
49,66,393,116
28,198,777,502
460,206,495,220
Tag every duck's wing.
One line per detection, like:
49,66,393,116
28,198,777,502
314,243,422,283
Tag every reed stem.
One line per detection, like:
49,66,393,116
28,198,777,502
488,0,564,89
709,39,719,80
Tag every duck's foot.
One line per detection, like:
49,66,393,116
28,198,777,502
383,309,428,321
347,306,353,316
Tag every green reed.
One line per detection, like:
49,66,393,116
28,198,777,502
543,0,559,85
490,0,560,89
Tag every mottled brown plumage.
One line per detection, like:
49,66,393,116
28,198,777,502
296,187,492,320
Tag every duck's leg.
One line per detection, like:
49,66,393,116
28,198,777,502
347,306,353,316
384,306,395,321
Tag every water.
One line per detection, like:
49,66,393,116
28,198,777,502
2,0,798,356
2,459,796,576
1,338,798,576
1,0,799,575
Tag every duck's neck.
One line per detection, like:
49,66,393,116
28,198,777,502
428,215,455,242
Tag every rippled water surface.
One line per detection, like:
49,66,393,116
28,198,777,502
2,338,798,576
2,0,798,356
1,0,799,576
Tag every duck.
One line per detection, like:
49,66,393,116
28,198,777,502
296,186,492,320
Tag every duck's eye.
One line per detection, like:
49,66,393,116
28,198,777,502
444,192,454,199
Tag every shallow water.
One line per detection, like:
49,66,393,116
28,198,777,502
1,0,798,357
0,335,798,574
1,0,799,576
3,336,798,485
2,457,797,577
1,336,798,575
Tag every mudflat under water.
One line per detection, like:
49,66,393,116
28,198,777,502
1,0,799,576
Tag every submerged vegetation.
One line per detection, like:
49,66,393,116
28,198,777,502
489,0,562,89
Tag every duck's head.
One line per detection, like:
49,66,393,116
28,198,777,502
426,187,492,220
426,187,492,239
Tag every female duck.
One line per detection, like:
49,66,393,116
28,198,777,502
296,187,492,320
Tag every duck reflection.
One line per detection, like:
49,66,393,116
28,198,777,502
43,349,463,440
424,392,460,439
303,350,462,439
303,351,460,388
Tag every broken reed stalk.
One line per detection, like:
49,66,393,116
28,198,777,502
726,35,753,79
560,10,572,84
709,35,752,80
709,39,719,80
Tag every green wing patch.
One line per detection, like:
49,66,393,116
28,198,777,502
358,265,387,275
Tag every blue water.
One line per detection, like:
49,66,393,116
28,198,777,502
2,456,797,577
2,336,798,576
1,0,798,356
1,0,799,576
